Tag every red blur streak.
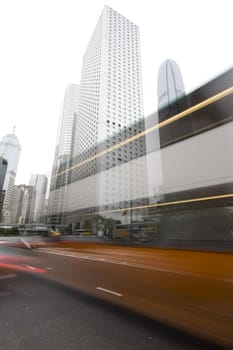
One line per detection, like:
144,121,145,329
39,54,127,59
0,240,46,249
0,262,46,274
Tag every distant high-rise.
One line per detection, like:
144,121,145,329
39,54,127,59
157,59,188,147
47,84,80,225
0,157,8,190
29,174,48,224
0,132,21,223
71,5,145,218
9,184,34,224
157,59,186,121
0,156,8,220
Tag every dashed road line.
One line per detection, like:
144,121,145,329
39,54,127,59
37,248,185,274
96,286,122,297
37,248,233,283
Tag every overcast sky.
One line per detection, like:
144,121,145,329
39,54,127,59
0,0,232,185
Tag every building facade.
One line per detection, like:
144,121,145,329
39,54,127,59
0,157,8,221
47,84,80,225
157,59,186,121
29,174,48,224
0,157,8,190
9,184,34,224
0,132,21,223
70,6,146,224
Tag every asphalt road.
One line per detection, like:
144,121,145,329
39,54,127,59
0,266,219,349
32,242,233,347
0,245,230,349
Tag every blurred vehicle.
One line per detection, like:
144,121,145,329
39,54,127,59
47,227,62,239
113,222,157,241
73,228,92,236
113,224,130,239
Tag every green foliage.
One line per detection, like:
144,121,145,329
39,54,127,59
82,220,91,229
93,215,115,236
0,227,19,236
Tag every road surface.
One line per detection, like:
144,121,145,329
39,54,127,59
0,244,232,349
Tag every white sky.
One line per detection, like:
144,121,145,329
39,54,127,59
0,0,232,185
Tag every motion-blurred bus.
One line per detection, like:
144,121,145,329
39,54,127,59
113,222,157,240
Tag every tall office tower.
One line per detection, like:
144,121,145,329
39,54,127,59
0,132,21,223
9,184,34,224
47,84,80,225
157,59,188,147
0,157,8,220
71,6,145,218
29,174,48,224
157,59,186,121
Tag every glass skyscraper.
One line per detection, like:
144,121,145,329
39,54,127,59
157,58,185,115
47,84,80,224
70,5,146,220
29,174,48,224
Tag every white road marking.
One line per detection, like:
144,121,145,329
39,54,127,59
46,267,53,270
0,274,17,280
20,238,31,249
37,248,233,283
37,248,182,273
96,286,122,297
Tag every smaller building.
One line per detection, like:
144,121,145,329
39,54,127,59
0,190,5,222
0,157,8,190
9,185,34,225
29,174,48,224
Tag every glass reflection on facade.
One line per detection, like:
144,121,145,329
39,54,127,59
48,67,233,249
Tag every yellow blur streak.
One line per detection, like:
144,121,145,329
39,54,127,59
88,193,233,216
56,86,233,178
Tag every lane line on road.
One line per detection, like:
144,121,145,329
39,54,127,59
20,238,31,249
37,248,190,274
96,286,122,297
37,248,233,282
